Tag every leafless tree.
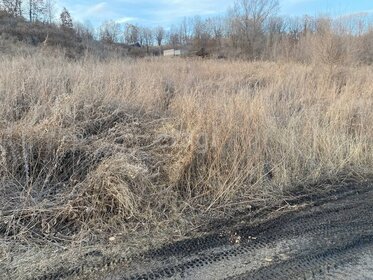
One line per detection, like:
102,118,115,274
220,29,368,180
211,17,225,44
44,0,55,23
179,17,192,45
167,26,180,48
75,21,94,42
99,20,120,43
124,23,140,45
155,26,165,47
142,27,153,53
0,0,22,16
192,16,210,48
28,0,47,22
230,0,279,57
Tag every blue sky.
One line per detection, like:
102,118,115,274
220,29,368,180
55,0,373,27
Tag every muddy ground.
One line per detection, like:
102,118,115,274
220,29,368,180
99,183,373,280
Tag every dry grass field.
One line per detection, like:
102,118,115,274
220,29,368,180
1,51,373,278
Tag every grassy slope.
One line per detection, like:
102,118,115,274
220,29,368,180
0,51,373,278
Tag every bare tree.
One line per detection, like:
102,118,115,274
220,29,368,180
230,0,279,57
28,0,46,22
167,25,180,48
237,0,279,26
75,21,94,42
264,16,285,59
208,16,225,48
44,0,55,23
99,20,120,43
141,27,153,54
0,0,22,16
155,26,165,48
179,17,192,46
124,23,140,45
192,16,211,49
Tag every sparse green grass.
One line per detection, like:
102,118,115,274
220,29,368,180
1,51,373,278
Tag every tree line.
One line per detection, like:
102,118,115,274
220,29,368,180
0,0,56,23
97,0,372,62
1,0,372,62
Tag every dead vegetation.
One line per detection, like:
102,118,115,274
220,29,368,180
0,51,373,278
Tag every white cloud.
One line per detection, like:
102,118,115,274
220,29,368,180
87,2,108,15
115,16,137,23
336,9,373,19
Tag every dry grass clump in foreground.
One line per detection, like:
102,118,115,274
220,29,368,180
0,53,373,277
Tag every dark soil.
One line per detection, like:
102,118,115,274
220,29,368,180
98,183,373,280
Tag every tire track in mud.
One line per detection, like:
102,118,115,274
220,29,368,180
31,184,373,280
228,235,373,280
104,184,373,280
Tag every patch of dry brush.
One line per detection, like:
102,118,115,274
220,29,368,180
0,53,373,246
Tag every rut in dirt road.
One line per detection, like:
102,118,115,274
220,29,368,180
103,184,373,280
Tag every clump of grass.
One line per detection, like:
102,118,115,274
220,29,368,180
0,102,182,240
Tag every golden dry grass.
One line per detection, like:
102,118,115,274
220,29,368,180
0,52,373,276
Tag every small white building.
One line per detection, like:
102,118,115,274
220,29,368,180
163,49,186,57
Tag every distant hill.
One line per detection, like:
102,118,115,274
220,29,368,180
0,10,149,59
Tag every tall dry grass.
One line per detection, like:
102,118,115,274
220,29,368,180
0,52,373,244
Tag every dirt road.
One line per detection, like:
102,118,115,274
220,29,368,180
103,184,373,280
